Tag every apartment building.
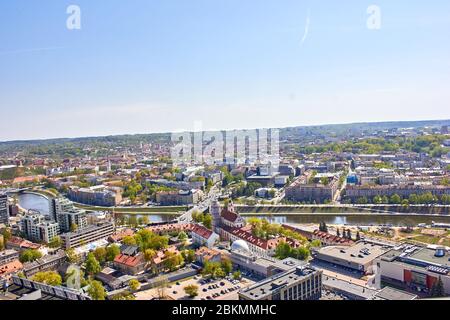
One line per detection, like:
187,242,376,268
0,192,9,225
68,185,122,207
155,189,203,205
22,250,67,277
285,174,339,203
345,184,450,202
20,211,59,244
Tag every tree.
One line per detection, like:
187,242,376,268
310,240,322,248
106,245,120,262
128,279,141,292
85,252,101,276
111,291,136,300
163,251,184,271
178,231,188,241
122,235,137,246
275,242,292,260
0,228,11,242
221,258,232,274
19,249,42,263
390,194,402,205
203,214,212,229
232,270,241,280
0,238,4,251
184,284,199,298
154,275,169,299
66,248,80,264
70,223,78,232
87,280,106,300
48,236,62,249
93,247,107,265
32,271,62,286
292,247,310,260
144,249,157,261
181,249,195,263
430,277,445,298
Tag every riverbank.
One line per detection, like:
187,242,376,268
73,203,188,214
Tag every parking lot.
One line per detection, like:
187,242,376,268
134,275,255,300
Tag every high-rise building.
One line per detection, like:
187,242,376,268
0,192,9,225
52,198,88,233
20,210,60,243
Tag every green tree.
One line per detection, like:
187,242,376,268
87,280,107,300
48,236,62,249
19,249,42,263
32,271,62,286
122,235,137,246
106,244,120,261
111,291,136,300
128,279,141,291
430,277,445,298
184,284,199,298
275,242,292,259
221,258,232,274
70,223,78,232
163,251,184,271
232,270,241,280
93,247,107,265
144,249,157,261
181,249,195,263
85,252,101,276
390,194,402,205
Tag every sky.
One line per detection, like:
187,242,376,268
1,0,450,141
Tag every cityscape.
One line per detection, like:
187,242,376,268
1,120,450,301
1,1,450,309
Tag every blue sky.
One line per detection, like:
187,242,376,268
1,0,450,141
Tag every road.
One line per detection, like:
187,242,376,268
177,185,221,223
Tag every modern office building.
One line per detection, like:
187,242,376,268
238,265,322,300
60,222,114,249
0,192,9,225
20,210,60,244
314,240,391,274
376,243,450,296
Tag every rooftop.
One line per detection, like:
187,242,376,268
317,241,390,265
239,265,321,300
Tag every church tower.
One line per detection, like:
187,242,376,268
209,200,222,233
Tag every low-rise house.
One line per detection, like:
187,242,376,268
195,247,222,264
191,224,220,248
113,253,146,275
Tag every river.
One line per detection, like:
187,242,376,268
18,193,450,227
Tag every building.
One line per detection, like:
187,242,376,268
3,275,91,300
52,197,88,232
22,250,67,277
195,247,222,264
60,222,114,249
315,240,390,274
68,185,122,207
209,200,222,234
0,249,20,266
376,243,450,296
20,210,60,244
0,260,23,282
345,184,450,203
285,174,339,203
113,253,146,275
155,189,203,206
238,265,322,300
6,236,41,252
0,192,9,225
190,224,220,248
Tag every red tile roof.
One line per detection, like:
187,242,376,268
220,208,239,222
113,253,144,267
191,224,214,240
0,259,23,276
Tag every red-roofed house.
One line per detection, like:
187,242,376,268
191,224,220,248
113,253,146,275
